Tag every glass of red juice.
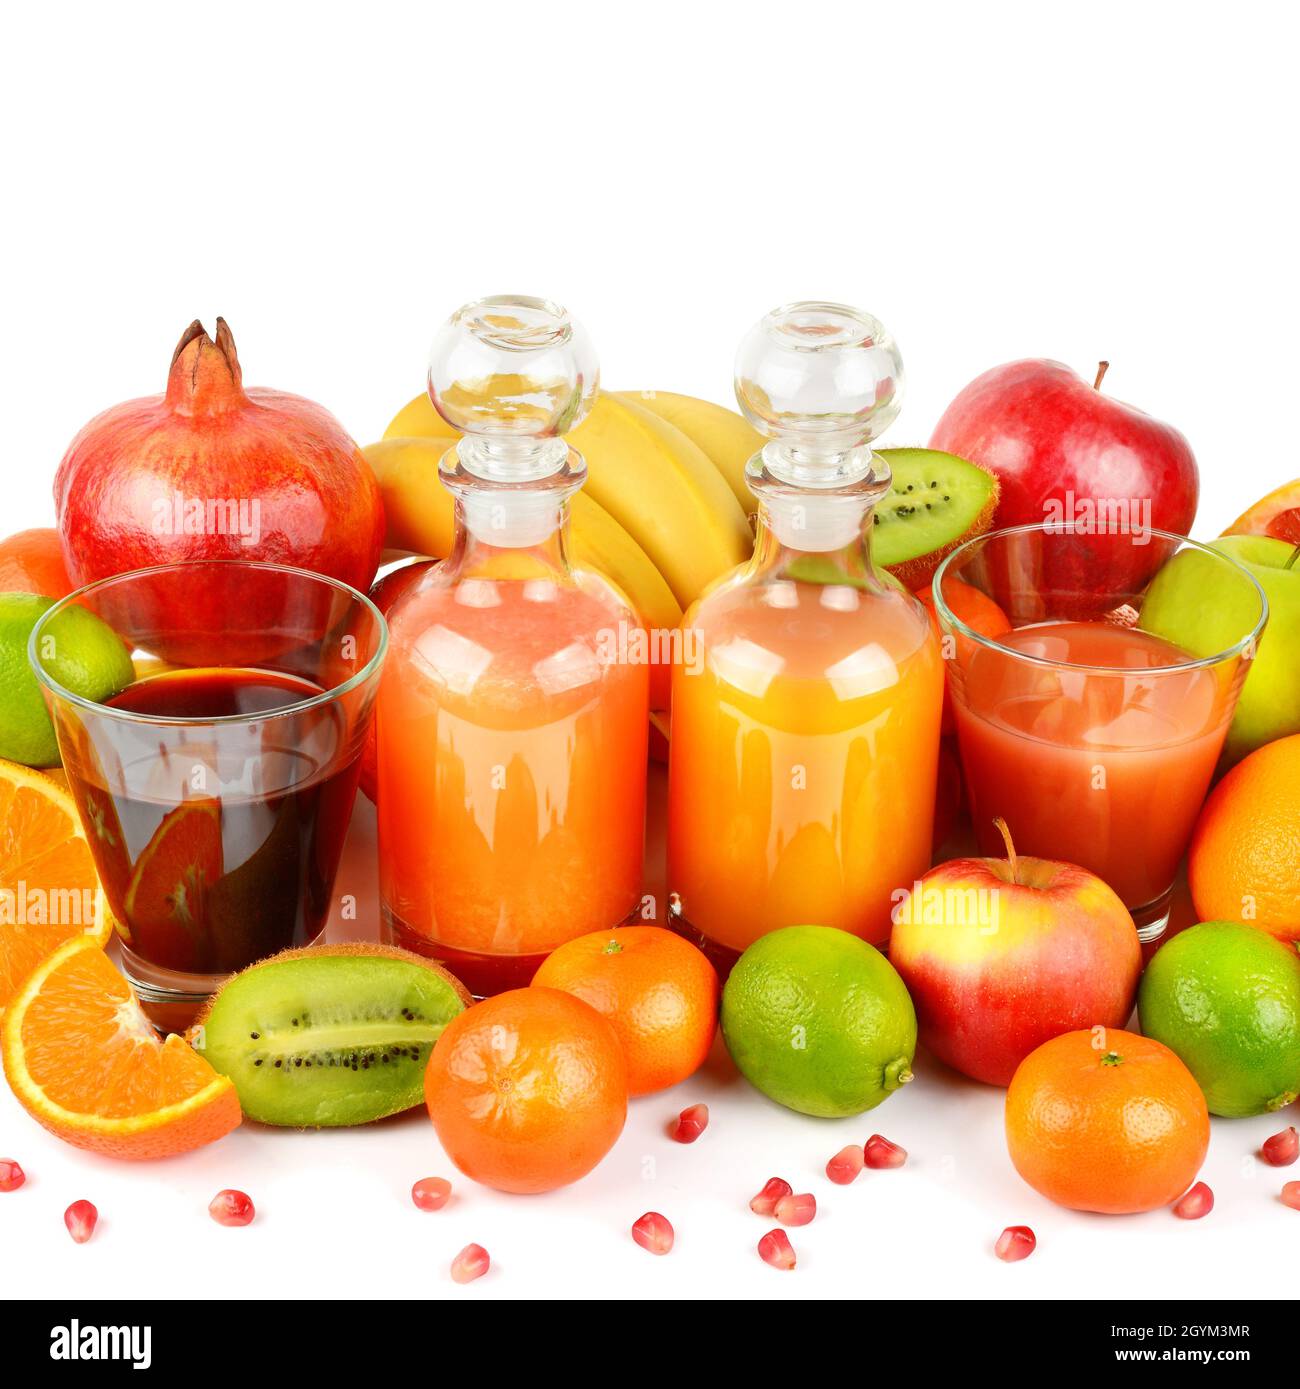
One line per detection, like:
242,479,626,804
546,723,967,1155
933,523,1266,942
29,561,387,1013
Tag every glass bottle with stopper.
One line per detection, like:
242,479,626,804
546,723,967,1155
376,296,649,996
667,301,944,970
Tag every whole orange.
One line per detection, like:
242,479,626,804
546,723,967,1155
1005,1028,1209,1214
915,578,1011,733
424,987,627,1194
532,926,719,1095
0,528,73,598
1188,734,1300,942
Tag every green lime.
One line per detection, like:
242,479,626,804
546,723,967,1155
0,592,135,767
1139,921,1300,1117
720,924,917,1118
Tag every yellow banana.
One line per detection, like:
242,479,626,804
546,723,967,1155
363,436,683,639
567,395,751,609
616,389,763,515
382,392,753,611
383,392,457,441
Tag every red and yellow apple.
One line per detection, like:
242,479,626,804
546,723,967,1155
890,822,1142,1086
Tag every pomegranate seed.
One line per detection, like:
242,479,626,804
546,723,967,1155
1281,1181,1300,1211
1173,1181,1213,1220
994,1225,1036,1262
671,1103,709,1143
826,1144,864,1185
0,1159,25,1192
774,1191,816,1226
411,1176,452,1211
864,1134,907,1169
64,1200,97,1244
631,1211,674,1255
758,1228,796,1270
749,1177,792,1215
208,1189,255,1227
1261,1127,1299,1167
451,1243,490,1284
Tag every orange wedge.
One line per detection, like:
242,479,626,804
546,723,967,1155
124,798,223,972
2,936,241,1159
0,758,113,1015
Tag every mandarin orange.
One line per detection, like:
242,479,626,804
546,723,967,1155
532,926,718,1095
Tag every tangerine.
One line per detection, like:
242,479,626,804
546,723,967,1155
0,529,73,599
532,926,718,1095
1005,1028,1209,1214
424,987,627,1193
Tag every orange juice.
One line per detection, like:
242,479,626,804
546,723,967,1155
667,302,946,966
669,577,943,957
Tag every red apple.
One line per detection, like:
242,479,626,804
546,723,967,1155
930,360,1198,603
890,820,1141,1086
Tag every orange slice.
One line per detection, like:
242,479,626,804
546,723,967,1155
124,798,223,972
2,936,241,1159
0,758,113,1014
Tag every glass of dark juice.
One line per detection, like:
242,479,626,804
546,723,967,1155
28,561,387,1013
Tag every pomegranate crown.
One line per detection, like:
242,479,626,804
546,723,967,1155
165,317,247,415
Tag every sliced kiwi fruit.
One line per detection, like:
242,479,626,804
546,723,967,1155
190,943,471,1127
873,447,1000,588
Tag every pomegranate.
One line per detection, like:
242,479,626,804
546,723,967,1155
749,1177,792,1216
774,1192,816,1227
864,1134,908,1170
54,318,384,654
411,1176,453,1211
994,1225,1036,1262
1172,1182,1213,1220
670,1103,709,1143
826,1145,864,1185
757,1229,796,1270
1261,1127,1299,1167
451,1243,490,1284
208,1189,256,1226
64,1200,98,1244
631,1211,674,1255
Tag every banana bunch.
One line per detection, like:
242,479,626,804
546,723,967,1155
369,389,762,637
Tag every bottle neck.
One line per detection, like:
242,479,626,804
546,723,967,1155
447,495,574,581
746,450,892,581
440,440,584,570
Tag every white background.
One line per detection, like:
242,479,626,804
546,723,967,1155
2,0,1298,1303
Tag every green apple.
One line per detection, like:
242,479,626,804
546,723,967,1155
1141,534,1300,762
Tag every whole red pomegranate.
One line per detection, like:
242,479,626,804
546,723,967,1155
55,318,384,610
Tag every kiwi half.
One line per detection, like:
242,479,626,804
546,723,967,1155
873,447,1000,588
190,943,471,1127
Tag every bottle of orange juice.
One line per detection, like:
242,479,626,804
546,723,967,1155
377,297,649,995
668,302,943,969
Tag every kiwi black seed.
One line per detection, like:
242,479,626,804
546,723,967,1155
872,447,1001,587
189,943,471,1128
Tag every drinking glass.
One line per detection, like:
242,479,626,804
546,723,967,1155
29,560,386,1015
933,523,1267,941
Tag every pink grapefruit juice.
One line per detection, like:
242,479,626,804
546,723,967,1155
951,619,1235,911
377,574,648,994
